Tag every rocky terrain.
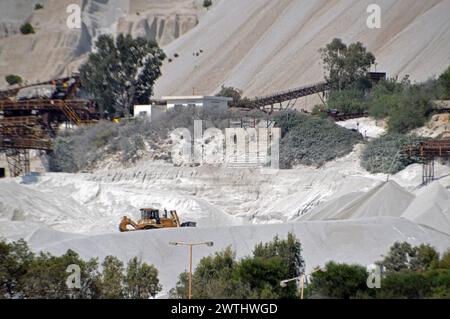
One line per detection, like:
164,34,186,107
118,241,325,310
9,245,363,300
0,0,206,87
1,0,450,102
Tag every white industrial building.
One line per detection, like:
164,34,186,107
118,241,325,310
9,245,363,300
133,104,167,120
134,96,233,120
161,96,232,113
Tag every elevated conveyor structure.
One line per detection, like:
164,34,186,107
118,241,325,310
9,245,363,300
0,76,99,176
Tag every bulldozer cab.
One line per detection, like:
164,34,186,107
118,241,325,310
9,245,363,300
140,208,161,224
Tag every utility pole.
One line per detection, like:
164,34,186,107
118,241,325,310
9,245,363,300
280,266,327,299
169,241,214,299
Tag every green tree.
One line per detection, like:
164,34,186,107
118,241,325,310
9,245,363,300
309,261,370,299
21,250,100,299
100,256,125,299
410,244,440,272
79,34,166,117
377,271,430,299
236,256,290,298
0,239,34,298
438,65,450,99
5,74,23,86
425,269,450,298
170,247,249,299
170,234,305,299
216,86,242,105
216,85,252,108
378,242,416,272
20,23,35,35
320,38,375,91
378,242,440,273
253,233,304,279
125,257,162,299
439,249,450,269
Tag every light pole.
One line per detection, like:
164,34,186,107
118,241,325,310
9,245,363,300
280,266,327,299
169,241,214,299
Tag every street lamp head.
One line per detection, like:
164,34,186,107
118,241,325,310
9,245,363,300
205,241,214,247
169,242,178,246
280,280,288,288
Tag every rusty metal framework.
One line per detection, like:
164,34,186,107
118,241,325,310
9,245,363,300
233,82,330,113
4,148,30,177
0,76,99,177
404,140,450,185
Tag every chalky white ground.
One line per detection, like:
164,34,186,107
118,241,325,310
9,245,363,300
1,139,449,296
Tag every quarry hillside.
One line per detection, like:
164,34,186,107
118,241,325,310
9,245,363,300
1,1,450,298
1,0,450,100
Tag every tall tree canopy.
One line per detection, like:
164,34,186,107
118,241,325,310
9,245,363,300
438,65,450,99
80,34,166,117
320,38,375,91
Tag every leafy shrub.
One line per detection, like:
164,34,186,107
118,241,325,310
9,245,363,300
274,111,363,168
5,74,22,86
323,76,442,133
365,78,440,133
368,78,404,119
203,0,213,8
20,23,35,35
361,134,425,174
327,89,368,113
34,3,44,10
48,108,231,172
376,271,431,299
310,261,371,299
386,82,438,133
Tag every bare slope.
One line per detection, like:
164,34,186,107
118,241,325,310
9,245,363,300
402,182,450,234
300,180,415,221
0,0,204,87
1,0,449,97
154,0,450,98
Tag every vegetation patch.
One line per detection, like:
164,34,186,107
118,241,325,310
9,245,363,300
20,23,35,35
361,133,425,174
274,111,363,168
170,233,304,299
203,0,213,9
49,109,230,173
308,242,450,299
5,74,23,86
0,239,161,299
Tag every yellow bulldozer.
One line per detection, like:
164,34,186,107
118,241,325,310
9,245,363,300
119,208,196,232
